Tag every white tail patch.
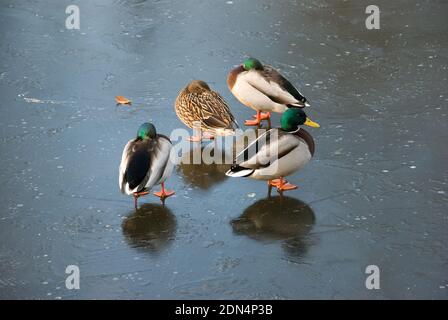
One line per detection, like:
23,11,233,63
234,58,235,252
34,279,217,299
225,168,254,177
124,183,139,195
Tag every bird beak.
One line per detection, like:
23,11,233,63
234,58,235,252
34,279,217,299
304,118,320,128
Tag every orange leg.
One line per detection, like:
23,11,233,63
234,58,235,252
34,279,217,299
263,112,272,128
269,178,283,187
258,112,271,121
267,180,274,196
257,112,271,128
153,182,175,203
133,191,149,210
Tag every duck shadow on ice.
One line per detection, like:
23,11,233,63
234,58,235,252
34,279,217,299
122,203,177,254
176,144,231,190
231,196,316,259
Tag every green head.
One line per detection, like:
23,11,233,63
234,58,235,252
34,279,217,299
137,122,157,140
281,108,320,132
243,57,263,71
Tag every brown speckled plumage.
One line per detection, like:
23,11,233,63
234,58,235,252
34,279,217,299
175,80,237,132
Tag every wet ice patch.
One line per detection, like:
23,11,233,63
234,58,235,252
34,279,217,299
334,148,343,155
23,97,61,104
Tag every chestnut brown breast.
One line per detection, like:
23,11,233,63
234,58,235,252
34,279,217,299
227,65,245,90
295,128,315,157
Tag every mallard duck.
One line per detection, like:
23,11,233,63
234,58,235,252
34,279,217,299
227,57,310,127
175,80,238,142
226,108,319,194
119,123,175,209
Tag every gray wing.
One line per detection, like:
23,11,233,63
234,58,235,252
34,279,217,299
235,129,299,169
243,66,307,107
262,66,307,105
144,134,173,190
119,139,134,193
120,139,153,194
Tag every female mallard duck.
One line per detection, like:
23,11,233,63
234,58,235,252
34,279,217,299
226,108,319,194
119,123,175,209
175,80,238,142
227,57,310,127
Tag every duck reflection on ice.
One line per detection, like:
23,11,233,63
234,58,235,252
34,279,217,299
231,196,315,258
122,203,176,253
177,144,230,189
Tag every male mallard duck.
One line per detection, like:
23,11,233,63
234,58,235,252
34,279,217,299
119,123,175,209
227,57,310,127
226,108,319,194
175,80,238,142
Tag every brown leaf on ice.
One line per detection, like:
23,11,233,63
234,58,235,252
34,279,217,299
115,95,131,105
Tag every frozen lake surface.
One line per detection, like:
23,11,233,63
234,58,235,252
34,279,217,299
0,0,447,299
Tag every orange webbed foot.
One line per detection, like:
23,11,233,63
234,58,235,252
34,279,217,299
244,118,261,126
268,178,298,192
153,190,175,199
277,182,298,192
134,191,149,197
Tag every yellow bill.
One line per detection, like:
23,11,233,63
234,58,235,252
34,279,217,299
304,117,320,128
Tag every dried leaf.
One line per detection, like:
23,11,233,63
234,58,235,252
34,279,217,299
115,95,131,105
